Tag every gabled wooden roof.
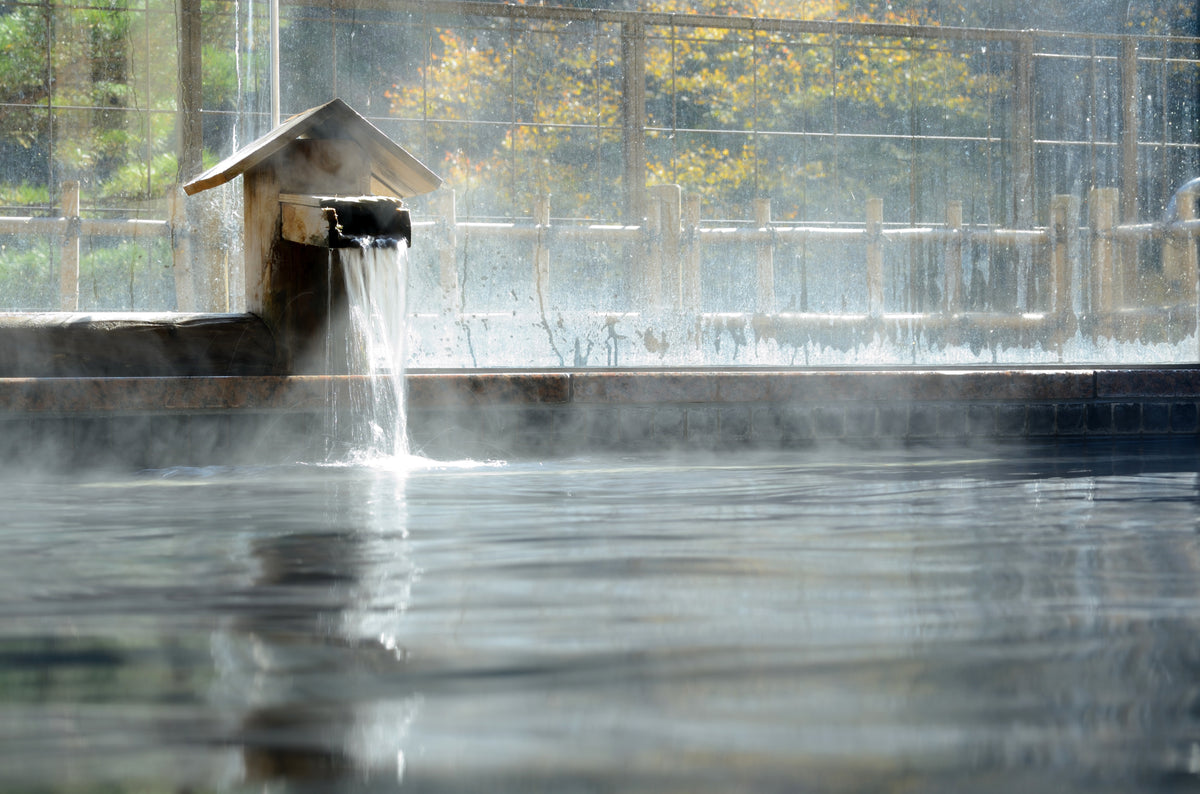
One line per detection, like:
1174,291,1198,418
182,98,442,198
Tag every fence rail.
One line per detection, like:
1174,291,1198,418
3,181,1197,356
418,184,1200,323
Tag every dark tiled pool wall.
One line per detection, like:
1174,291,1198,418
3,369,1200,468
0,412,330,471
405,369,1200,458
406,397,1200,459
0,376,355,470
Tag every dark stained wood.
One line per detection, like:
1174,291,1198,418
182,99,441,199
0,313,280,377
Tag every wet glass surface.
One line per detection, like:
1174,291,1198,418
5,440,1200,792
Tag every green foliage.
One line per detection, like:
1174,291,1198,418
201,42,240,111
1127,0,1197,34
0,183,50,207
79,237,174,309
99,152,180,205
642,1,997,218
388,0,997,222
388,21,626,218
0,0,181,212
0,235,173,310
0,4,51,161
0,237,55,309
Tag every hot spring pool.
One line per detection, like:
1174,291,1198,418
5,441,1200,792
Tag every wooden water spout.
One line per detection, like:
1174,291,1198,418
281,194,412,249
182,98,440,374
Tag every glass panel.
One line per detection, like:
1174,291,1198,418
0,100,50,211
752,34,836,134
0,234,55,309
331,13,424,114
513,21,613,128
144,1,180,111
644,25,674,130
199,0,270,151
51,5,139,108
369,117,437,185
512,125,619,220
78,235,172,310
0,0,1196,357
281,5,335,112
1035,141,1092,208
649,129,758,220
836,40,920,137
52,107,168,209
750,130,805,221
423,119,514,219
1163,49,1199,145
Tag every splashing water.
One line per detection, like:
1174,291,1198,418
336,241,409,462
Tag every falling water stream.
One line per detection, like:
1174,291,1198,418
332,242,409,461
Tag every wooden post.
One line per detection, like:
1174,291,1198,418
533,193,551,302
1050,194,1080,317
643,190,663,308
1181,190,1200,359
243,139,370,372
621,20,647,224
754,197,775,314
59,181,80,311
1119,38,1140,308
943,200,963,314
1090,187,1119,316
682,192,702,314
170,186,195,311
648,184,681,310
175,0,204,311
797,248,809,312
1163,184,1198,307
437,189,458,309
176,0,203,182
1014,34,1035,310
866,197,884,317
243,167,281,315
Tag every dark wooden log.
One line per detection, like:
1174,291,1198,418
0,312,280,377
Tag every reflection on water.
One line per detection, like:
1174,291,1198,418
4,442,1200,792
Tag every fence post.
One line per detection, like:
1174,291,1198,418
643,189,663,308
682,192,701,314
1184,189,1200,360
866,197,884,316
648,184,681,309
533,193,551,302
944,200,963,314
1116,42,1141,309
1163,184,1198,308
621,19,647,224
1014,33,1035,310
170,186,195,311
59,181,80,311
754,197,775,314
177,0,203,177
1050,194,1080,317
1090,187,1119,318
437,189,458,310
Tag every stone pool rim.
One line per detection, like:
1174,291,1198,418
0,365,1197,414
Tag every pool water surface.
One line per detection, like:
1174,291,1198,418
4,441,1200,792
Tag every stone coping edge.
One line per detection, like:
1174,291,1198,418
0,368,1198,415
